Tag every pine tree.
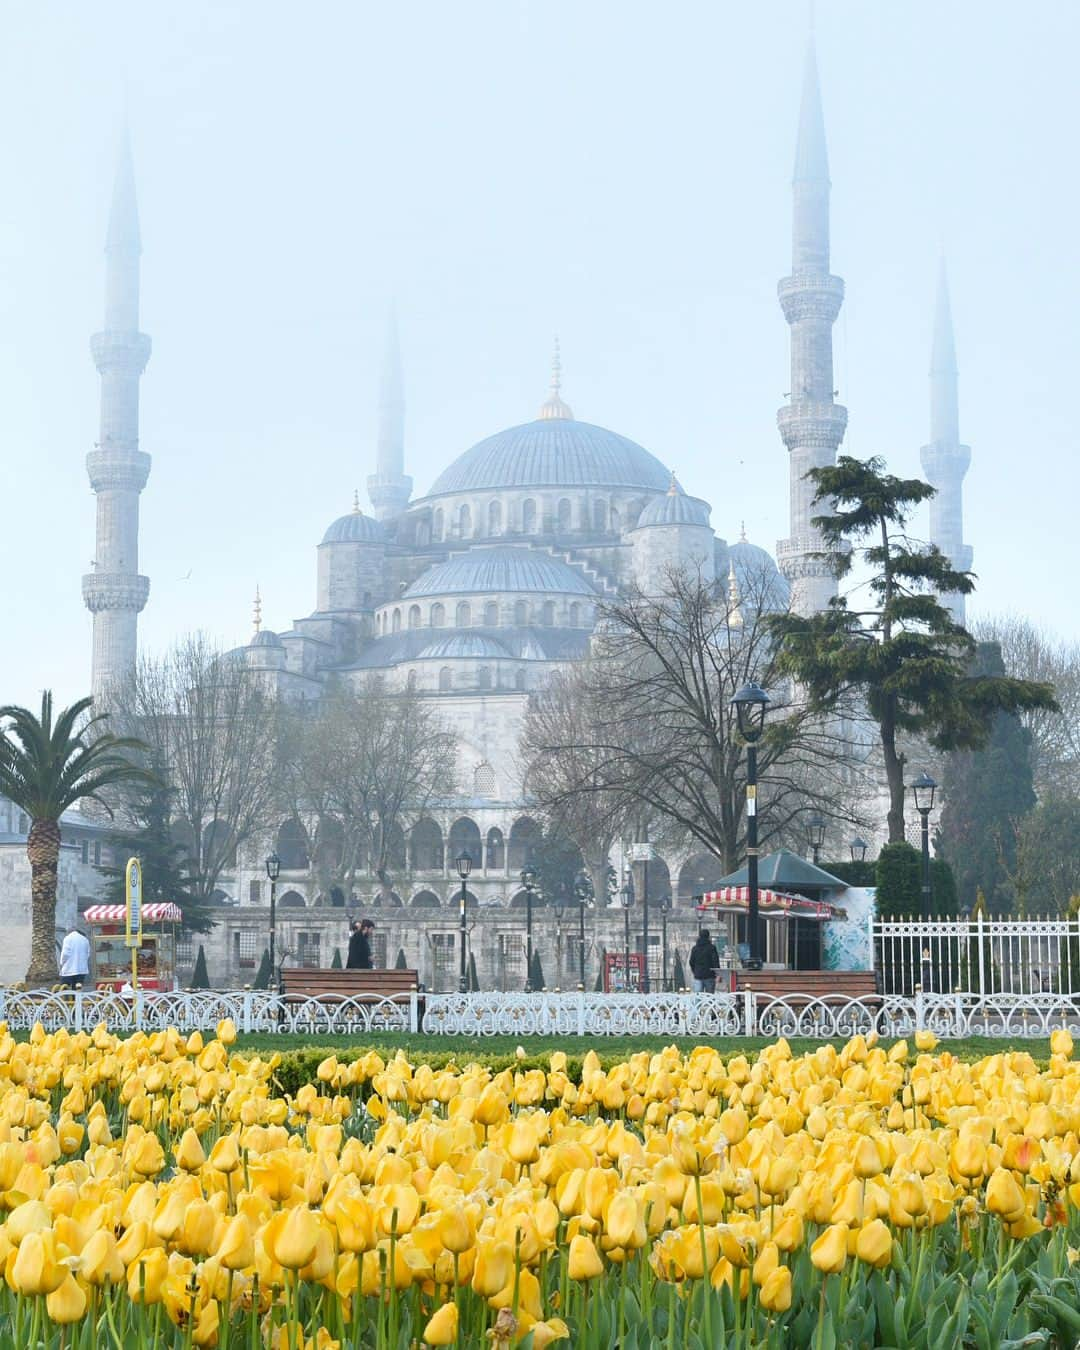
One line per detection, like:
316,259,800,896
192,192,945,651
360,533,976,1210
672,951,687,991
191,945,210,990
768,456,1056,841
875,843,922,918
253,948,272,990
331,948,342,969
528,951,546,991
939,642,1036,913
394,947,408,970
467,951,480,992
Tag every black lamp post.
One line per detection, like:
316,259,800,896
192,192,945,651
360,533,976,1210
659,896,672,991
849,837,869,864
806,813,826,867
731,681,771,970
573,870,592,989
520,861,537,991
620,868,634,988
264,852,281,992
455,850,472,992
911,772,938,919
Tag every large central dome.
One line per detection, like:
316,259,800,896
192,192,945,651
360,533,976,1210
424,418,671,498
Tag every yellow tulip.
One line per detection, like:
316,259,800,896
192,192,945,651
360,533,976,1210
951,1134,986,1181
604,1192,646,1250
79,1229,126,1286
471,1238,513,1297
853,1136,883,1180
178,1200,217,1258
436,1204,475,1255
986,1167,1027,1223
772,1210,804,1252
1051,1028,1074,1058
272,1206,320,1270
567,1233,605,1281
855,1219,893,1269
6,1199,52,1244
759,1264,792,1313
46,1272,86,1324
914,1030,938,1052
175,1128,207,1172
333,1193,375,1254
810,1222,848,1275
208,1133,241,1174
11,1230,65,1296
216,1018,237,1046
531,1318,572,1348
130,1132,166,1177
217,1214,255,1271
423,1302,459,1346
116,1219,151,1267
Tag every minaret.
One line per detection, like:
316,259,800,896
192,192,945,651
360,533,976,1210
366,307,412,520
82,131,152,704
775,34,848,615
920,260,972,622
538,338,573,420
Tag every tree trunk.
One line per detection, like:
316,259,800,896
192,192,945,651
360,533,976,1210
25,817,61,985
881,719,907,844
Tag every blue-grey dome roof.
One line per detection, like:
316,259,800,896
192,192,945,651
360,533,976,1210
402,546,596,598
636,490,711,529
416,635,511,661
321,511,384,545
424,418,670,496
250,629,284,649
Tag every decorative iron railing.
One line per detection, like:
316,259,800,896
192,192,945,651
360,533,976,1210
871,916,1080,996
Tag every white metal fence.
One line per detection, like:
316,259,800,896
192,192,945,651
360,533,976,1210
872,916,1080,996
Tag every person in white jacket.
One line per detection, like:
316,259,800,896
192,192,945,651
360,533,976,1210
59,926,90,989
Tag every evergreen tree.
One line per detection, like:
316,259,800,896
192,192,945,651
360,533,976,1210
875,842,922,918
394,947,408,970
820,860,876,889
931,858,959,916
672,951,687,990
1011,798,1080,914
768,456,1056,841
594,955,605,993
191,945,210,990
330,947,342,969
938,642,1036,913
528,950,546,991
467,951,480,992
253,948,272,990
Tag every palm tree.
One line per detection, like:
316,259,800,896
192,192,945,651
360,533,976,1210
0,692,147,985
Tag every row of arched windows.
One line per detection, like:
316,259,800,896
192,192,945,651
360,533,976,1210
429,496,622,542
271,815,543,874
437,667,527,692
378,598,588,635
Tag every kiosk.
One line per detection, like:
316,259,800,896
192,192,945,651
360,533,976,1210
82,903,183,992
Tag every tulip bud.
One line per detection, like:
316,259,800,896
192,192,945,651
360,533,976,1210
216,1018,237,1046
855,1218,893,1269
471,1239,512,1297
759,1264,792,1313
11,1230,65,1296
567,1234,604,1281
79,1230,126,1287
436,1205,475,1255
175,1129,207,1172
424,1302,459,1346
986,1167,1027,1223
604,1192,646,1251
810,1222,848,1275
208,1133,240,1174
853,1136,883,1180
1051,1028,1074,1059
46,1273,87,1324
272,1206,320,1270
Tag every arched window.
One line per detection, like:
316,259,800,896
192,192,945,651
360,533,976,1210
557,498,572,532
484,600,498,627
408,605,421,629
541,600,555,626
456,601,471,628
513,599,528,626
392,609,402,633
409,819,444,870
433,508,444,541
374,820,407,873
569,602,581,627
488,500,502,535
485,827,505,869
478,666,492,690
406,670,417,691
416,518,431,546
593,499,607,533
279,890,306,908
410,890,441,909
431,602,445,627
509,817,542,870
459,503,472,537
448,817,482,867
514,668,526,691
610,506,621,532
677,852,728,905
438,667,452,692
474,763,497,797
522,499,537,534
276,819,310,871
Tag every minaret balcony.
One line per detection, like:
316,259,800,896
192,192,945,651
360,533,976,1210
86,447,151,493
82,572,150,613
90,330,152,375
919,440,971,480
777,402,848,450
777,273,845,324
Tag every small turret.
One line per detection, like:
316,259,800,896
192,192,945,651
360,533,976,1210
317,494,386,613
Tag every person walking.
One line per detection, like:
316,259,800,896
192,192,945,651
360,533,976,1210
346,919,374,970
59,925,91,989
689,928,720,994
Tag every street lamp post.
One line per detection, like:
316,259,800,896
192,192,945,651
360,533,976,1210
520,861,537,991
659,896,671,991
911,772,938,920
731,681,771,970
849,837,869,864
573,871,592,989
455,850,472,992
621,869,633,989
806,814,826,867
264,852,281,992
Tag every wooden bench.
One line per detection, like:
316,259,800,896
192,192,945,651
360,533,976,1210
735,969,879,1005
281,967,419,1002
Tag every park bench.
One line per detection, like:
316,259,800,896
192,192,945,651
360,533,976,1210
735,969,880,1007
281,967,419,1002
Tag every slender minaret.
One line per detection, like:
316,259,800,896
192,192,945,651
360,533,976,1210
366,307,412,520
775,34,848,615
920,261,972,623
82,131,152,704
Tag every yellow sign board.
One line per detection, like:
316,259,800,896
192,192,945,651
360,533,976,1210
125,857,142,949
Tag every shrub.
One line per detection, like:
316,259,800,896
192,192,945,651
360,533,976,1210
191,945,210,990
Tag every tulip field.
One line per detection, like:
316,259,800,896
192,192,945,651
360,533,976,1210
4,1026,1080,1347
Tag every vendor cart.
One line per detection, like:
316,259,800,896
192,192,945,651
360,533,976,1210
82,902,183,992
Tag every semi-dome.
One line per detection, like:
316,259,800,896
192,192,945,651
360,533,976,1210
636,488,711,529
321,510,384,545
402,546,596,599
250,629,284,649
416,634,511,661
424,419,671,497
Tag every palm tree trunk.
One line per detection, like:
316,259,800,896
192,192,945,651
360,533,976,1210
25,818,61,985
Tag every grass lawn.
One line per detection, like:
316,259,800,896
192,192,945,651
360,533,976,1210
234,1031,1052,1062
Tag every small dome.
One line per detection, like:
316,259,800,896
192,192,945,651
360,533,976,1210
402,546,596,599
321,511,384,545
636,489,711,529
250,629,284,649
416,634,511,660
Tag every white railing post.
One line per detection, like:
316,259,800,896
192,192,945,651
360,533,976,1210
242,990,253,1035
977,912,986,997
409,990,418,1034
953,990,963,1038
73,990,83,1033
743,989,756,1037
133,989,144,1032
577,989,586,1038
914,986,925,1032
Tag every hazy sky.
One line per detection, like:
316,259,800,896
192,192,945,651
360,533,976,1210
3,1,1077,709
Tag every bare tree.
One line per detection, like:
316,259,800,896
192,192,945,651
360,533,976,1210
277,678,455,898
973,615,1080,798
115,635,279,907
522,564,874,874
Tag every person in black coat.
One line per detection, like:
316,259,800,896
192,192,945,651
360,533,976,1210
689,928,720,993
346,919,374,970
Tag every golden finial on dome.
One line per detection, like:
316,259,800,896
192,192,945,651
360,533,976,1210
727,561,743,628
538,337,574,420
253,584,262,634
667,470,679,496
740,520,748,543
353,489,361,514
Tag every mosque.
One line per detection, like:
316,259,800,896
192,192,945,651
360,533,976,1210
5,36,975,988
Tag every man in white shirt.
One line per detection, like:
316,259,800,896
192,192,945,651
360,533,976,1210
59,927,91,989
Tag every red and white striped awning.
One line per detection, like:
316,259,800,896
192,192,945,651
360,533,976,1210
82,903,184,924
697,887,846,921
